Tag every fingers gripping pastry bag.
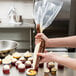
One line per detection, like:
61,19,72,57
33,0,63,69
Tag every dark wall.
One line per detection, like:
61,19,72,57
43,20,69,38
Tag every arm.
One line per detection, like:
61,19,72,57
35,33,76,48
55,56,76,70
47,36,76,48
38,52,76,70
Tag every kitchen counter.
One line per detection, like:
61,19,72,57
0,52,76,76
0,22,34,29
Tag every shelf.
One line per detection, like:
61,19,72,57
0,19,35,29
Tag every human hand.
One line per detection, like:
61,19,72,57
35,33,49,47
37,52,59,63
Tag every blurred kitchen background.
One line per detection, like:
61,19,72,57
0,0,76,52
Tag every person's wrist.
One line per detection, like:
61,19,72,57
45,38,49,47
51,54,60,62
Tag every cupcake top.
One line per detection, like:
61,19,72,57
26,68,37,75
25,61,31,65
44,68,49,73
2,59,11,64
48,62,54,66
15,61,22,65
18,64,25,69
5,55,13,61
12,52,21,58
28,57,33,61
12,58,17,63
3,65,10,70
24,51,32,57
19,57,26,61
51,67,57,72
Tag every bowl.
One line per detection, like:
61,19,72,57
0,40,18,58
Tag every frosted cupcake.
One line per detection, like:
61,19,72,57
39,63,44,68
3,65,10,74
26,68,37,76
15,60,22,69
2,59,11,67
11,58,17,66
25,61,32,69
24,51,32,60
5,55,13,61
0,59,2,64
18,64,25,73
47,62,55,71
12,52,21,59
19,57,26,64
28,57,33,63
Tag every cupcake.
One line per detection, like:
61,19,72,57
12,52,21,59
44,68,49,76
24,51,32,60
39,63,44,68
47,62,55,71
18,64,25,73
0,59,2,64
19,57,26,64
15,61,22,69
5,55,13,61
58,55,69,70
25,61,32,69
2,59,11,67
51,67,57,75
11,58,17,66
28,57,33,63
3,65,10,74
26,68,37,76
58,64,64,70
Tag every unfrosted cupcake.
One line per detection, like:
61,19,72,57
19,57,26,64
11,58,17,66
25,61,32,69
26,68,37,76
18,64,25,73
28,57,33,63
39,63,44,68
0,59,2,64
3,65,10,74
15,60,22,69
12,52,21,59
24,51,32,60
58,55,69,70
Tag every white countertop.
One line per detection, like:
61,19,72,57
0,52,76,76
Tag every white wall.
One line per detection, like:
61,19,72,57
0,0,33,19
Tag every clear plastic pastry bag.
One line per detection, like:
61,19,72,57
34,0,63,32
